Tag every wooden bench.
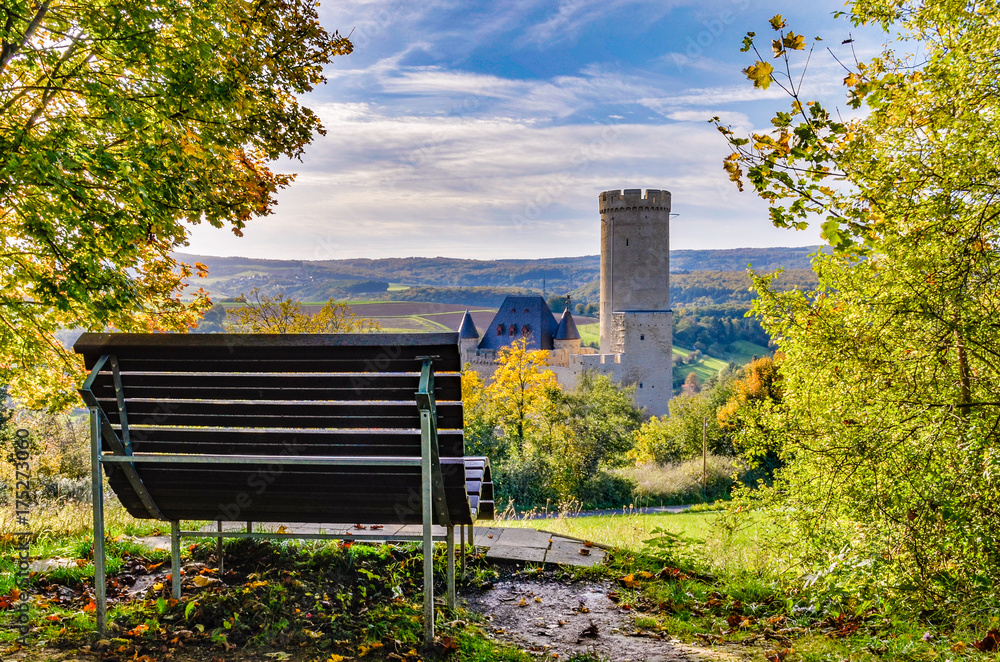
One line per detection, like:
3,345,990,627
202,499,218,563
74,332,494,643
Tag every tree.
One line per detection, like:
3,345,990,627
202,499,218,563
682,371,701,395
484,337,560,454
719,4,1000,607
0,0,351,408
548,372,642,499
224,288,381,333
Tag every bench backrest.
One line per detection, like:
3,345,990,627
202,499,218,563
74,332,487,525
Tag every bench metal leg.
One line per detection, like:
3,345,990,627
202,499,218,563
90,407,107,635
420,409,435,645
171,521,181,599
446,525,455,610
217,521,224,576
246,520,252,533
460,524,466,578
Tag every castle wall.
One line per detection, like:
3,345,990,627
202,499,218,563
611,311,673,415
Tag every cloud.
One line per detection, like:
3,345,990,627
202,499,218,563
521,0,682,46
185,96,812,261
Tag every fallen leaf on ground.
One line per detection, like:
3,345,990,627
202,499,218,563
975,630,999,652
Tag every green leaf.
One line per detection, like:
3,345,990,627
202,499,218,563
185,601,197,619
769,14,787,30
741,31,756,53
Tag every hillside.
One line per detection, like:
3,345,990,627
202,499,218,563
176,247,822,303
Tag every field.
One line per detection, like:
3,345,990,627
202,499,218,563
673,345,730,382
303,301,599,336
577,321,599,347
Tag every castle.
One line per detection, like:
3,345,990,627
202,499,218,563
459,188,673,416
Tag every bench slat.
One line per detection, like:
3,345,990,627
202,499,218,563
100,403,463,429
90,383,461,403
119,429,465,457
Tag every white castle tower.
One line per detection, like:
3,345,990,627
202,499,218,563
458,188,673,417
597,188,673,415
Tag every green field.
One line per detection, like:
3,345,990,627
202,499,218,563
673,345,730,383
577,321,599,347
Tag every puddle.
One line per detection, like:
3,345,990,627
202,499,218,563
464,579,717,662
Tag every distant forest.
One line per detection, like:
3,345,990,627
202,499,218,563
184,249,822,362
177,246,822,302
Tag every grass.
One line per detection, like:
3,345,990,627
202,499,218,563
673,346,730,383
723,340,771,364
617,456,740,504
5,498,999,662
577,322,599,348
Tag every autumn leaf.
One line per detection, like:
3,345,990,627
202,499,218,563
974,629,999,652
769,14,787,30
743,61,774,89
783,32,805,50
617,574,641,588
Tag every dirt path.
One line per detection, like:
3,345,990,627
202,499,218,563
463,579,737,662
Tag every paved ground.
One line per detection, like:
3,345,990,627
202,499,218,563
133,522,606,567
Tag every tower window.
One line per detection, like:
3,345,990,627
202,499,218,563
640,334,644,340
496,324,504,336
522,324,531,336
509,324,517,336
626,238,629,246
524,308,530,313
639,383,643,388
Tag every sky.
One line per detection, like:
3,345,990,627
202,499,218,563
184,0,892,261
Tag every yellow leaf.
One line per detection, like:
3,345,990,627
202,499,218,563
153,582,164,591
782,32,805,50
743,61,774,90
191,575,217,587
844,72,863,87
771,39,784,58
769,14,786,30
328,656,345,662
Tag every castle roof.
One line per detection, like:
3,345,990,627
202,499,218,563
477,296,559,351
554,307,581,340
457,310,479,339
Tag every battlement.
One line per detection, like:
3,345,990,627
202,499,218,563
599,188,671,212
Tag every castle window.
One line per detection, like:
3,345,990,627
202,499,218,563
496,324,504,336
509,324,517,336
511,308,516,313
626,238,629,246
524,308,530,313
639,383,643,388
640,334,644,340
522,325,531,336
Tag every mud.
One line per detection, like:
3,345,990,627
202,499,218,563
463,579,731,662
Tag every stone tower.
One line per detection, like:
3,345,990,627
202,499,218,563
599,188,673,415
